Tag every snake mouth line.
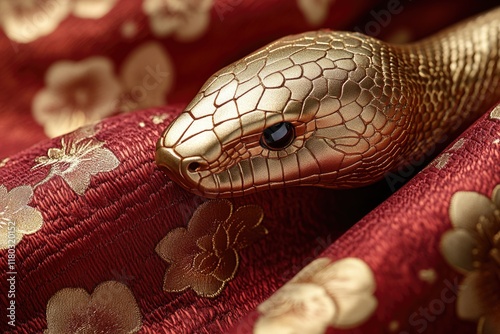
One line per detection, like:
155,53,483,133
157,144,289,197
157,137,344,198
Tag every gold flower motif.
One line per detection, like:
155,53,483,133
119,42,174,113
0,0,119,43
32,57,122,137
0,185,43,249
45,281,142,334
254,257,377,334
489,104,500,120
297,0,334,26
0,0,72,43
34,126,120,195
0,158,9,168
441,186,500,334
142,0,214,41
155,199,267,298
430,138,466,170
73,0,118,19
151,113,169,125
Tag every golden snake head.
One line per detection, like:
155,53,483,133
157,31,408,197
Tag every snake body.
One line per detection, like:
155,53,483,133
156,7,500,198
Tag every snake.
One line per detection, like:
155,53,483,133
156,6,500,198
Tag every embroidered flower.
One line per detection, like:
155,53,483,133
0,185,43,249
0,158,9,168
155,199,267,298
73,0,118,19
441,185,500,334
34,126,120,195
489,104,500,120
297,0,334,26
0,0,72,43
430,138,466,170
45,281,142,334
32,57,122,138
119,42,174,113
254,257,377,334
151,113,169,125
142,0,214,41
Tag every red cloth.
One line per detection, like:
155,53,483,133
231,105,500,333
0,0,494,157
0,0,381,158
0,105,354,332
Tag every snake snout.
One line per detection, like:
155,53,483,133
155,146,180,176
155,145,207,191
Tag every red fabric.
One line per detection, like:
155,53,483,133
0,0,381,158
0,106,349,332
0,0,495,157
231,105,500,333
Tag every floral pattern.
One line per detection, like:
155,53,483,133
0,185,43,249
151,113,169,125
0,158,9,168
254,257,377,334
430,138,466,170
0,0,72,43
73,0,118,19
34,126,120,195
155,199,267,298
32,43,175,136
490,104,500,120
32,57,122,137
142,0,214,41
441,185,500,334
119,42,174,113
297,0,334,26
0,0,117,43
45,281,142,333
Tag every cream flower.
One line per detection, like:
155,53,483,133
297,0,334,26
151,113,169,125
0,0,72,43
32,57,122,138
142,0,213,41
441,186,500,334
0,158,9,168
254,257,377,334
156,199,267,298
430,138,466,170
73,0,118,19
490,104,500,120
0,185,43,249
119,42,174,112
45,281,142,333
34,126,120,195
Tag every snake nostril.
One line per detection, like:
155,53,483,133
185,157,209,173
188,162,201,173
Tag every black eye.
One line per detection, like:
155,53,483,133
260,122,295,150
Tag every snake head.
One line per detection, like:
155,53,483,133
156,31,408,197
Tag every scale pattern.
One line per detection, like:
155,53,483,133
156,7,500,198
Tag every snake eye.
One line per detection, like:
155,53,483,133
260,122,295,150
